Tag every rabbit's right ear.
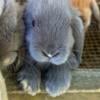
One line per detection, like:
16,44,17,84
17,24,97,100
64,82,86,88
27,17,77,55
71,15,85,64
0,0,5,15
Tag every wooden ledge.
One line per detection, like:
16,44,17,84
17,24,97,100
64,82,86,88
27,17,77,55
3,68,100,94
3,68,100,100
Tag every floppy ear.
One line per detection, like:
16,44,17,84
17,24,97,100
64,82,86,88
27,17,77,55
71,16,85,63
1,0,17,32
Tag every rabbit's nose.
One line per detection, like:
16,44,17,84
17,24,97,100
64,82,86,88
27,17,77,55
42,50,52,58
52,51,60,57
48,54,52,58
42,50,60,58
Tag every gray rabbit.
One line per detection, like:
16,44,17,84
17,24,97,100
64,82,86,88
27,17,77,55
0,0,24,69
0,0,21,100
0,0,18,68
17,0,85,97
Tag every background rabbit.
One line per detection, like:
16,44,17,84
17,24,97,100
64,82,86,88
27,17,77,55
0,0,18,67
0,0,24,99
71,0,100,31
17,0,85,97
0,0,17,100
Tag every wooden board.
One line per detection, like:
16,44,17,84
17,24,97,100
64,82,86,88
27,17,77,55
5,69,100,94
4,69,100,100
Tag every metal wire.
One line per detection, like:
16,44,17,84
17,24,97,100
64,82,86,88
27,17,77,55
81,20,100,68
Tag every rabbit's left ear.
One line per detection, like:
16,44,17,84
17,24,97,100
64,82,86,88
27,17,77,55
71,16,85,63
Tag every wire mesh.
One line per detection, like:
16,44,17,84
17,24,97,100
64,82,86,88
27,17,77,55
80,20,100,68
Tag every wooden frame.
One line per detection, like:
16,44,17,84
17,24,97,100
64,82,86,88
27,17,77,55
4,69,100,100
6,69,100,94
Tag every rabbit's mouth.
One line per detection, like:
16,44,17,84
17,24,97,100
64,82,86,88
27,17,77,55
29,47,70,66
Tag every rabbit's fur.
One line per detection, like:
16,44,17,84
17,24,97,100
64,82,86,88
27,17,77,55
0,0,22,100
0,0,18,68
17,0,85,97
0,0,24,68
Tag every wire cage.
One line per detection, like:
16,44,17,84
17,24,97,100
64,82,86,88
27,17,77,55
80,18,100,68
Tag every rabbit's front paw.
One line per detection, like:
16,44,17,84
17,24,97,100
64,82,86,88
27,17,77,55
44,66,71,97
17,64,41,96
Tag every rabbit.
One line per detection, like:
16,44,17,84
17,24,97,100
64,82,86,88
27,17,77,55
71,0,100,31
0,0,24,69
17,0,85,97
0,0,18,68
0,0,24,100
0,0,18,100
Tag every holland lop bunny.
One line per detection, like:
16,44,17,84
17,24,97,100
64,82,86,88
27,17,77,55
18,0,85,97
0,0,19,100
0,0,18,67
0,0,24,70
71,0,100,31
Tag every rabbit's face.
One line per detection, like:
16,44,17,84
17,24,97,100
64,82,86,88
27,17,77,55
25,8,75,65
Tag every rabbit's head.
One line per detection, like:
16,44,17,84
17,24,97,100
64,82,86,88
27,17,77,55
24,0,84,65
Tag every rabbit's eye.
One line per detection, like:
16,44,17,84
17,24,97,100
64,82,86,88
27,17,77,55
32,20,35,27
